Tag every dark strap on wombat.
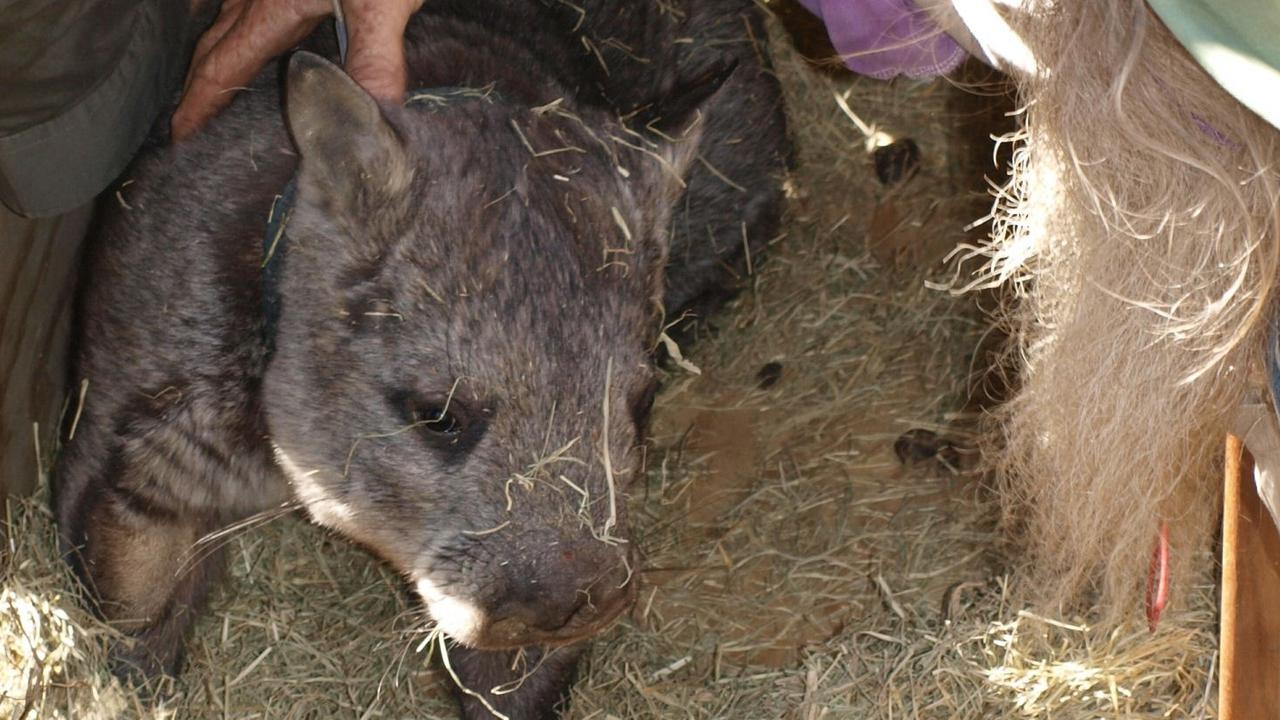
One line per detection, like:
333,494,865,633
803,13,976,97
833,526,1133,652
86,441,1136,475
260,178,297,359
259,10,346,359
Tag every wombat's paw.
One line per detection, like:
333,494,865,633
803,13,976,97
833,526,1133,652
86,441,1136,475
108,635,184,698
450,644,583,720
456,694,564,720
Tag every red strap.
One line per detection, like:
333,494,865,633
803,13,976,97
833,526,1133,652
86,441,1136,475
1146,520,1170,632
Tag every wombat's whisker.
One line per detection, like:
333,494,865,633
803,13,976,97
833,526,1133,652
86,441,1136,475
175,502,301,579
389,603,437,639
195,503,300,548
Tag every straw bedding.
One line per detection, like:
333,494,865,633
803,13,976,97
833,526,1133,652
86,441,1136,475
1,4,1220,718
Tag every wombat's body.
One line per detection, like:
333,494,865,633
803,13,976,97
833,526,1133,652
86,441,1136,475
56,2,787,717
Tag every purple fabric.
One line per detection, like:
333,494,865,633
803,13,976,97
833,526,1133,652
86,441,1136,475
797,0,967,80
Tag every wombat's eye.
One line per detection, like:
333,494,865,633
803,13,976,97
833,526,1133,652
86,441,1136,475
414,405,461,436
388,391,491,456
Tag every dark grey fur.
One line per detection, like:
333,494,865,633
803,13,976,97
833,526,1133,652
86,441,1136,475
56,2,787,718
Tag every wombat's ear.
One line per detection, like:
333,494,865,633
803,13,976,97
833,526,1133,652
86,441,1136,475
639,57,738,180
285,52,411,201
645,59,737,136
627,59,737,314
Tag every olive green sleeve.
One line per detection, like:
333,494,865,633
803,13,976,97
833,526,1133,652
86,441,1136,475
0,0,189,218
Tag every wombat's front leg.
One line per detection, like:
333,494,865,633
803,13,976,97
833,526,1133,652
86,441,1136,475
60,385,285,681
75,487,222,680
448,644,586,720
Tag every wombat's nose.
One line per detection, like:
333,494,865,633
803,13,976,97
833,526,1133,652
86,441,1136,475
491,543,636,639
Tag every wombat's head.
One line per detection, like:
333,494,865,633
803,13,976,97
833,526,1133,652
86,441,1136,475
263,53,724,649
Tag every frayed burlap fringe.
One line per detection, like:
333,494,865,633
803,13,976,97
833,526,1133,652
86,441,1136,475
959,0,1280,617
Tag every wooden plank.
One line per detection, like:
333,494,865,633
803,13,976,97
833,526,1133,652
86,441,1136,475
0,203,88,507
1220,433,1280,718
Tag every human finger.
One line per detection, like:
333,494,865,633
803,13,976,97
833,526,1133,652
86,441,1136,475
188,0,249,77
342,0,423,101
173,0,328,139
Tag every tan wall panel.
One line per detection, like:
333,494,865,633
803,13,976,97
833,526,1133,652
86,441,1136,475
0,203,89,502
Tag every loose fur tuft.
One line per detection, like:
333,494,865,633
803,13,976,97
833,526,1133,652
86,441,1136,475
960,0,1280,616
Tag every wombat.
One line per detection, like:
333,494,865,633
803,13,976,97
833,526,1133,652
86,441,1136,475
55,1,788,717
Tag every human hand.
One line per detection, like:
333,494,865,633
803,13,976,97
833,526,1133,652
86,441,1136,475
172,0,424,140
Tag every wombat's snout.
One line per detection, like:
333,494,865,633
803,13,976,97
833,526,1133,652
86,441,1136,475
490,541,637,640
418,538,638,649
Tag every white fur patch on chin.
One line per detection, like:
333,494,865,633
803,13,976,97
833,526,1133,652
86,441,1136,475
416,576,486,646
